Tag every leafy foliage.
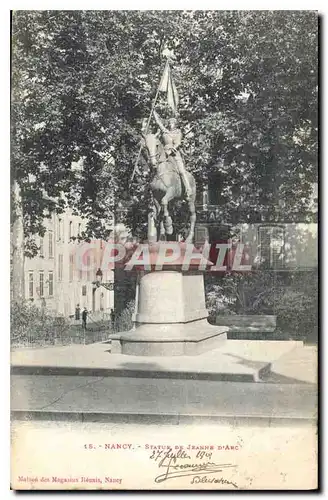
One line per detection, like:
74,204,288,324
274,270,318,342
205,270,276,320
11,299,70,345
205,269,318,342
12,11,318,251
114,300,135,332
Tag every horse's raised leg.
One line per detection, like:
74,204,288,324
159,221,165,240
161,192,174,236
147,198,158,243
153,198,165,241
185,199,196,244
147,211,157,243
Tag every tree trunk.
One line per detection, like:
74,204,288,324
11,180,25,301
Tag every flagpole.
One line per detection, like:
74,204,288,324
129,61,169,189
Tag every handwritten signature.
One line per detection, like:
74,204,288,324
191,475,238,487
149,447,238,486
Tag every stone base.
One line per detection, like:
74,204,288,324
133,270,209,324
114,320,228,356
115,253,225,357
11,339,308,384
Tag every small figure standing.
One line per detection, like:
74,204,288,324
110,308,116,331
75,304,81,321
153,110,192,201
82,307,88,330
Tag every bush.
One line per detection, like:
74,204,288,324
205,271,277,322
11,300,70,346
274,270,318,342
205,269,318,342
114,300,135,332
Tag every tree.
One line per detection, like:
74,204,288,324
11,181,25,299
11,10,318,249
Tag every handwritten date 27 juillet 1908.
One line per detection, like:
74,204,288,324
149,447,239,487
83,443,240,487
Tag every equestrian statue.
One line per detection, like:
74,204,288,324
131,56,197,244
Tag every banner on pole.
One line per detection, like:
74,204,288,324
158,60,179,114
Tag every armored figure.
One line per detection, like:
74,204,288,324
132,58,197,243
153,110,192,201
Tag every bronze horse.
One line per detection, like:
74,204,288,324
143,132,196,243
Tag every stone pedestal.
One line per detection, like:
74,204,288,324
115,243,227,356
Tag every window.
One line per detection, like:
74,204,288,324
69,221,73,240
208,173,224,206
196,186,205,206
58,254,63,281
258,226,285,269
48,271,54,297
58,218,62,240
28,272,34,298
78,223,81,237
82,285,87,296
40,237,44,257
39,272,44,298
69,254,74,282
48,230,53,258
195,226,209,246
87,255,91,281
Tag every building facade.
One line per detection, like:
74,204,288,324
24,211,114,318
194,182,318,271
195,221,318,271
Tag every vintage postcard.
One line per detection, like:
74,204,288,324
10,10,318,490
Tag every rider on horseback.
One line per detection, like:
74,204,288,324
153,110,193,201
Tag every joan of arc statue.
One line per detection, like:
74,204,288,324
153,110,192,201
